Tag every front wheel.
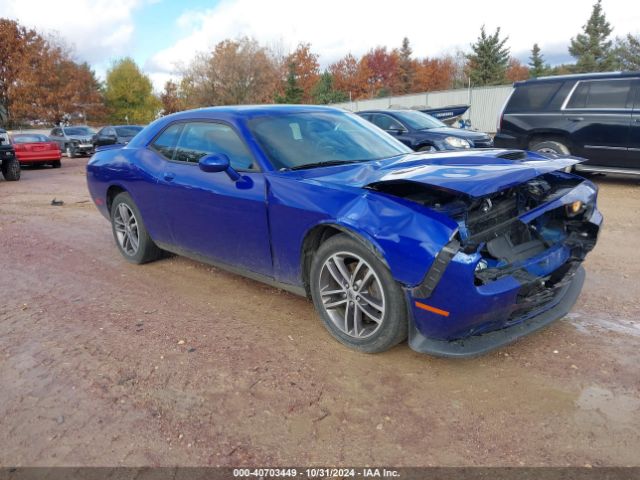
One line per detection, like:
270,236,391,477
65,145,76,158
1,157,21,181
110,192,162,264
310,234,408,353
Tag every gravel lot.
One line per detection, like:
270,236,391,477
1,159,639,467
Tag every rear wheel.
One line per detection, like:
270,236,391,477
110,192,162,264
1,157,20,181
310,234,407,353
51,160,61,168
530,139,570,156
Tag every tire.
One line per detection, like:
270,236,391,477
310,234,408,353
65,145,76,158
110,192,162,264
1,157,21,181
417,145,436,152
51,160,61,168
530,140,570,156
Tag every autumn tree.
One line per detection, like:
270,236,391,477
413,57,456,92
528,43,547,78
506,58,530,82
569,0,616,72
181,37,279,106
466,26,510,86
160,80,183,114
104,58,160,124
282,43,320,103
329,53,369,100
0,19,104,126
616,34,640,71
360,47,400,97
312,72,347,104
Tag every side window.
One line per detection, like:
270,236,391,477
151,123,184,160
566,80,633,109
51,128,61,137
173,122,256,170
106,127,116,136
371,114,403,131
505,82,562,112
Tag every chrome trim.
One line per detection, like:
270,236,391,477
560,81,580,110
629,147,640,152
584,145,628,151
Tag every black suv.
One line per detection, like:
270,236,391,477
357,109,493,152
495,71,640,175
0,128,20,181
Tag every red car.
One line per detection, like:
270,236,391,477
12,133,62,168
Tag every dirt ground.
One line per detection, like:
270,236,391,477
1,159,639,467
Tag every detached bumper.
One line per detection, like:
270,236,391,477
408,266,585,357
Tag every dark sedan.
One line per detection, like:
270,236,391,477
93,125,144,148
357,109,493,152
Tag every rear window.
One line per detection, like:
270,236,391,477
505,81,562,112
566,80,633,109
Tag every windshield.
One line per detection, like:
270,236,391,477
393,110,446,130
13,134,50,143
63,127,95,136
115,126,143,137
247,111,411,170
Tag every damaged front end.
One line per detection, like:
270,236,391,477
368,170,602,357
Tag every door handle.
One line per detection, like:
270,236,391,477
163,172,175,181
567,117,584,122
634,118,640,123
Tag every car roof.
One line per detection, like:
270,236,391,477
515,70,640,86
163,104,344,121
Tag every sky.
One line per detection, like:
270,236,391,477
1,0,639,92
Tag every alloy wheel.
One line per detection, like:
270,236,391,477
318,252,385,339
113,203,140,256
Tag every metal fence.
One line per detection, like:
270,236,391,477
331,84,514,133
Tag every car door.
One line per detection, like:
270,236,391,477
629,80,640,166
562,78,634,167
152,121,273,276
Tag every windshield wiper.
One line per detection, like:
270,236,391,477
284,160,359,171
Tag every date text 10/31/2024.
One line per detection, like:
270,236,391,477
233,468,401,478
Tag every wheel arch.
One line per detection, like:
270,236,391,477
106,184,128,213
527,130,573,151
300,222,390,298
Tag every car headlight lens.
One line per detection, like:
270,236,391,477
566,200,584,217
445,136,471,149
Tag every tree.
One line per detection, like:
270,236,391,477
275,63,303,104
528,43,547,77
397,37,416,94
104,58,160,124
616,34,640,71
466,26,510,86
312,72,347,104
360,47,400,97
329,53,368,100
0,19,104,126
160,80,183,114
180,37,279,107
282,43,320,103
569,0,616,72
413,57,456,92
506,58,530,82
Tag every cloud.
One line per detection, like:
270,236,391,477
145,0,640,90
0,0,143,64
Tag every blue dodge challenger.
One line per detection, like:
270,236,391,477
87,105,601,357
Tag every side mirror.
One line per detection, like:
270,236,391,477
386,127,403,135
198,153,240,181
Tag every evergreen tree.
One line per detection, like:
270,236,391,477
397,37,415,94
466,26,510,86
312,72,347,104
275,63,303,104
569,0,616,72
616,34,640,71
528,43,547,77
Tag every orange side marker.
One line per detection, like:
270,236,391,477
414,301,450,317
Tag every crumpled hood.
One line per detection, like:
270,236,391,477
296,149,582,198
